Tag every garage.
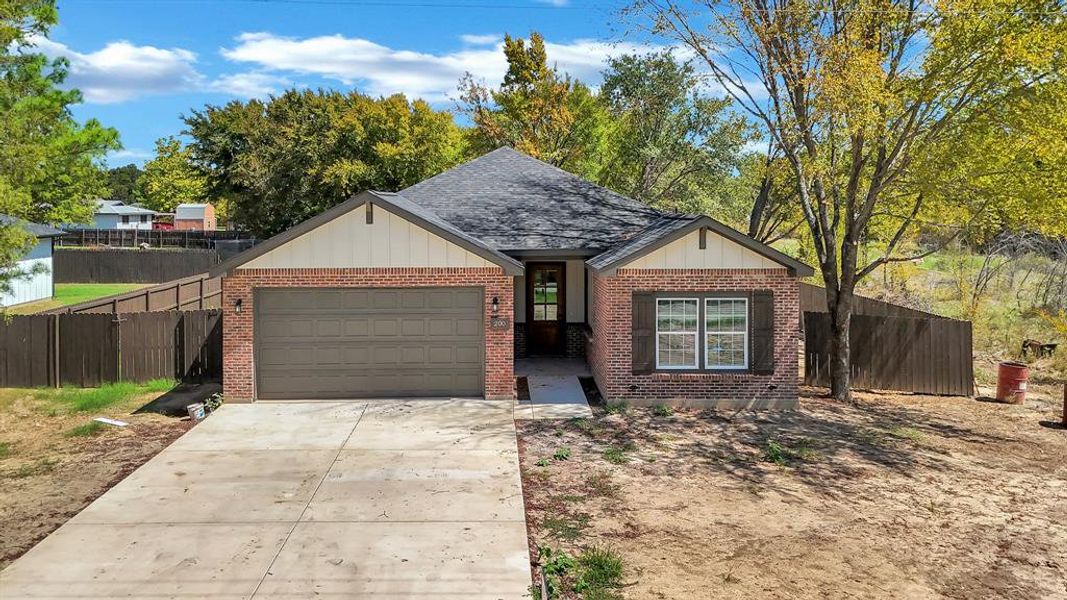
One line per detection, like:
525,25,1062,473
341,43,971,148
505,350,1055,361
254,287,484,399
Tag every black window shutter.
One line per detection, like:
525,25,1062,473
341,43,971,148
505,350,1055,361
750,290,775,375
632,293,655,375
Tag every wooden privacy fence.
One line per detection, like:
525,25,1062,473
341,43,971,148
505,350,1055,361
804,312,974,396
0,310,222,387
58,228,255,250
54,248,219,283
44,274,221,314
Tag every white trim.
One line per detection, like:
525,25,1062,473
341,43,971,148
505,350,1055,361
704,297,749,370
654,297,699,370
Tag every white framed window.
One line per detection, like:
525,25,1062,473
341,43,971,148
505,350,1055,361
705,298,748,369
655,298,698,369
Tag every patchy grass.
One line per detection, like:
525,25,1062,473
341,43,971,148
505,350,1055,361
542,513,591,542
5,458,58,479
39,379,176,413
517,387,1067,599
603,402,628,415
64,421,106,438
888,425,926,443
533,545,625,600
602,443,634,465
0,384,194,568
652,404,674,417
7,283,149,314
575,546,625,596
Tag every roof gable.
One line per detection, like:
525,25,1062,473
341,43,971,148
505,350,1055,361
211,191,523,276
587,215,814,276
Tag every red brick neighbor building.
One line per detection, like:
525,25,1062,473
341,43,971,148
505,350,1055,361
212,148,813,406
174,203,217,231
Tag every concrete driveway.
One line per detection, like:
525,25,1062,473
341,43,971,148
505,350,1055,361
0,400,532,599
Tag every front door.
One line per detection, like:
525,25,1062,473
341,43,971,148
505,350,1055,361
526,262,566,355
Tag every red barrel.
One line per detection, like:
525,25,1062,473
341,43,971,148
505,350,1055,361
996,361,1030,404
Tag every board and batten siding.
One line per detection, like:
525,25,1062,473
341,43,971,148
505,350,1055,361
0,239,53,307
242,204,495,269
621,228,781,270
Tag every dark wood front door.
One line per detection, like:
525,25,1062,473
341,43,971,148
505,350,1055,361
527,262,566,355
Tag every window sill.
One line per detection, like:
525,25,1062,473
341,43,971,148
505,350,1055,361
644,369,759,380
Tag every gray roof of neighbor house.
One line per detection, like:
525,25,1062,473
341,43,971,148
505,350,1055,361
95,200,156,216
0,214,66,238
400,147,665,252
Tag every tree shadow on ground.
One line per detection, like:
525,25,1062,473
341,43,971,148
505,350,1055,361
524,389,1021,498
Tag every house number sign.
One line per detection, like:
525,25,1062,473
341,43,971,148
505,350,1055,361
490,317,511,330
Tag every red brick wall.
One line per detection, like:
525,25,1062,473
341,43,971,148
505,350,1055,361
222,267,515,402
588,268,800,408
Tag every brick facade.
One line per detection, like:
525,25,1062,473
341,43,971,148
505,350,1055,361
587,268,800,409
514,322,587,359
222,267,515,402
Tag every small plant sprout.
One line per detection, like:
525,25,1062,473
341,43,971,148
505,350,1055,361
553,447,572,461
653,404,673,417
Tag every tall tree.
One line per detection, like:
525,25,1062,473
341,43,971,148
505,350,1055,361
598,51,750,214
1,0,119,297
140,137,208,213
459,32,610,176
106,164,143,203
637,0,1066,401
185,89,464,238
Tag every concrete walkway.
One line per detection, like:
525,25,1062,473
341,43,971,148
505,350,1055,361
516,376,593,420
0,400,532,599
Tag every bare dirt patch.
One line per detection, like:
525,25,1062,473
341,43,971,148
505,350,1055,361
0,388,193,569
518,384,1067,599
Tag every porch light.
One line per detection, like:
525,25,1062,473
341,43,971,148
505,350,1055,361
234,298,243,314
491,296,500,314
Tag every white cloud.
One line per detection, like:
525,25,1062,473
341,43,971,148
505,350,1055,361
220,32,662,102
30,36,204,103
210,72,291,98
537,0,570,6
459,33,501,46
106,148,154,164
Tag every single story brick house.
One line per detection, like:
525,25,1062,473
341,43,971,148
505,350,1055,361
211,148,813,407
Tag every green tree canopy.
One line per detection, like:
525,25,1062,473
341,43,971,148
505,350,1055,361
1,0,119,298
184,89,464,238
106,164,143,203
597,51,750,214
459,32,610,177
140,136,208,213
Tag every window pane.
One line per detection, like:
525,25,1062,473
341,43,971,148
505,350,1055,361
545,305,557,320
657,333,695,368
534,305,546,320
707,299,747,332
707,332,746,368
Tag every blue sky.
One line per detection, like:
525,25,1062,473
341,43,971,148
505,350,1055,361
41,0,658,167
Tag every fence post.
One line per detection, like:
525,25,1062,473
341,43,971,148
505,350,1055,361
51,313,60,388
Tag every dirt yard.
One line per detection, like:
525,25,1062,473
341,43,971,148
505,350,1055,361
518,384,1067,599
0,384,194,569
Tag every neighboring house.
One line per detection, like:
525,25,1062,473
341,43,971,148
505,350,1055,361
211,148,813,407
0,215,65,307
93,200,156,230
174,203,217,231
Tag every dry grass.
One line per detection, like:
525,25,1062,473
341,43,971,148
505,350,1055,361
518,384,1067,599
0,384,192,568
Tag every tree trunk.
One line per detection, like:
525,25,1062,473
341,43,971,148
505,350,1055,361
826,286,854,402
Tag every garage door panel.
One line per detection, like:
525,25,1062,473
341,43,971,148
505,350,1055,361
255,287,484,399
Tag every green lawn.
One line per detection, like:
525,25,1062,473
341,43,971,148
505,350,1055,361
7,283,149,314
